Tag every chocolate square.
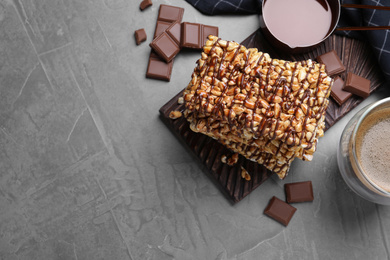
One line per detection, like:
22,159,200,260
149,32,180,63
343,72,371,98
158,4,184,23
284,181,314,203
166,21,181,46
264,196,297,226
134,28,147,45
146,52,173,81
154,20,172,39
316,50,345,76
202,25,219,46
181,22,202,49
330,76,352,106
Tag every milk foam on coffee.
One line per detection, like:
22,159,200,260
356,107,390,192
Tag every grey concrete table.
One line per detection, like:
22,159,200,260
1,0,390,259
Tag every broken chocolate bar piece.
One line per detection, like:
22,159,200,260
316,50,345,76
166,21,181,46
264,196,297,226
181,22,219,50
140,0,152,10
330,76,352,106
146,52,173,81
134,28,147,45
147,4,184,81
285,181,314,203
154,5,184,39
158,4,184,23
149,31,180,63
343,72,371,98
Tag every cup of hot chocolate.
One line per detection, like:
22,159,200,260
259,0,340,53
338,97,390,205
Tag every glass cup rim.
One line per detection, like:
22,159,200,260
351,97,390,196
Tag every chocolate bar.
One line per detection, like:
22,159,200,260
149,31,180,63
316,50,345,76
181,22,219,50
284,181,314,203
264,196,297,226
330,76,351,106
147,4,184,81
343,72,371,98
134,28,147,45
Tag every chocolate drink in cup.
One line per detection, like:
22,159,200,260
262,0,332,47
260,0,340,53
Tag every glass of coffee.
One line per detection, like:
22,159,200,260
338,97,390,205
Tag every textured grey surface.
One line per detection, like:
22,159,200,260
1,0,390,259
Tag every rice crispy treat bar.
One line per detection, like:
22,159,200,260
182,35,332,178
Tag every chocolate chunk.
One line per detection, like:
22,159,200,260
149,31,180,63
166,21,181,46
330,76,352,106
181,22,202,49
154,21,172,39
134,28,147,45
343,72,371,98
140,0,152,10
202,25,218,46
146,52,173,81
264,196,297,226
316,50,345,76
284,181,314,203
158,4,184,23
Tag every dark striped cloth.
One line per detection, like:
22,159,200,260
184,0,260,15
185,0,390,83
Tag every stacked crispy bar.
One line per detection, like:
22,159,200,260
183,36,333,179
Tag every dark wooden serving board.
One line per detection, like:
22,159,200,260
160,90,273,204
159,29,385,204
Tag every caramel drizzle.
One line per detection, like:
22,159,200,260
236,50,252,136
192,39,219,130
305,74,333,147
